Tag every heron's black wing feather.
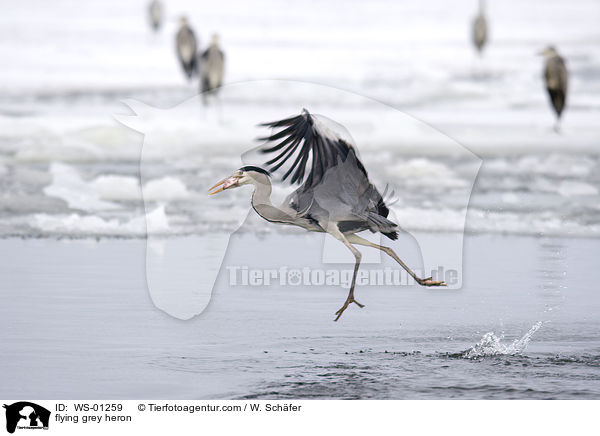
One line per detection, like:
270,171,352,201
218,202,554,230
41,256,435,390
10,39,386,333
261,110,398,240
259,110,368,191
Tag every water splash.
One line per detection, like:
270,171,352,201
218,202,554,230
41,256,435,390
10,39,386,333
462,322,543,359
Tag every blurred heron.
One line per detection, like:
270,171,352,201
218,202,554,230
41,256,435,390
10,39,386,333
540,46,568,131
472,0,488,54
209,109,446,321
176,16,198,79
199,34,225,103
148,0,163,32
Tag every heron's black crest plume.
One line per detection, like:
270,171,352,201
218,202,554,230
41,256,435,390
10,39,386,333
240,166,270,176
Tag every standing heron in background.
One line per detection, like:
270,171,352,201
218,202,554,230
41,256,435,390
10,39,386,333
540,46,568,132
472,0,487,54
148,0,163,32
209,109,446,321
199,34,225,103
176,16,198,79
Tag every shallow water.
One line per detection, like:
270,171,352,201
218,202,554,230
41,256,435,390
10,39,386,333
0,235,598,399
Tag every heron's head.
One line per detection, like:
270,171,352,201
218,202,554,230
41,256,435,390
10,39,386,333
179,16,188,26
538,46,557,58
211,33,220,45
208,166,270,195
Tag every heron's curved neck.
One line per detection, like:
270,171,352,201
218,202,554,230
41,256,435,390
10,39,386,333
250,176,273,208
249,175,293,224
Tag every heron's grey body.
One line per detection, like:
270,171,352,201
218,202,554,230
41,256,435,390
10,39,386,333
472,0,487,54
209,110,446,320
176,18,198,79
200,36,225,98
148,0,162,31
542,46,568,125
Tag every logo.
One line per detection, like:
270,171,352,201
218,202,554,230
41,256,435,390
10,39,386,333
3,402,50,434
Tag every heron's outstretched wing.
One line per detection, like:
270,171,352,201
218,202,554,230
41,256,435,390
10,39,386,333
259,109,368,190
259,109,398,239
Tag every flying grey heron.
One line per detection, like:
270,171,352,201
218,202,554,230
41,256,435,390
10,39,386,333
540,46,568,131
148,0,163,32
208,109,446,321
472,0,487,54
176,17,198,79
199,34,225,102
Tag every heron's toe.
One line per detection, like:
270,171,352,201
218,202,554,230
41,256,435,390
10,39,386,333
418,277,447,286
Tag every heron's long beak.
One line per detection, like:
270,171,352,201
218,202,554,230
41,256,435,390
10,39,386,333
208,176,238,195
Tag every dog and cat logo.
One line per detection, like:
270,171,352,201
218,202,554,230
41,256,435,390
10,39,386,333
3,402,50,433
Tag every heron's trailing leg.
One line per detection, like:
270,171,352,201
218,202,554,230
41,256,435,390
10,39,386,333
330,228,365,321
346,234,446,286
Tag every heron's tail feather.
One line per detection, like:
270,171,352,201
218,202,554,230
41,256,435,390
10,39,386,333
383,231,399,240
367,212,398,240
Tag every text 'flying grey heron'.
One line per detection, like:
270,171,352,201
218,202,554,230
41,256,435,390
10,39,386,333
540,46,568,131
209,109,447,321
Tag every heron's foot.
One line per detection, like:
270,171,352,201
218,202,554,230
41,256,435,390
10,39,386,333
416,276,447,287
334,297,364,322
